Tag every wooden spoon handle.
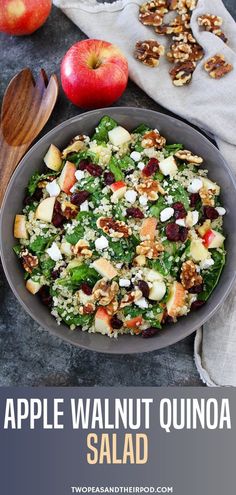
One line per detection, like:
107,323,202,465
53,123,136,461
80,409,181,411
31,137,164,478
0,132,28,206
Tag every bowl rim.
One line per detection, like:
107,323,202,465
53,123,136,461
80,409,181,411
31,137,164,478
1,106,236,354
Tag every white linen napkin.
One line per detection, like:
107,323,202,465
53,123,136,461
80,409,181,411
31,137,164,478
53,0,236,386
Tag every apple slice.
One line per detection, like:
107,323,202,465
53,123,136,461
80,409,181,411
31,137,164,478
14,214,28,239
197,219,211,238
58,161,77,194
26,278,42,295
159,156,178,177
35,197,56,223
190,239,209,262
108,126,131,146
95,307,112,335
201,177,220,195
110,181,127,202
149,281,166,301
140,217,158,241
125,315,143,329
203,229,225,249
93,258,118,280
44,144,62,172
166,281,186,318
143,268,163,282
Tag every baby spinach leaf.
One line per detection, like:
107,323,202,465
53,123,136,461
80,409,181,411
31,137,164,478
118,155,135,170
27,171,58,196
108,156,124,182
149,196,166,218
150,252,174,276
57,308,93,328
58,264,99,290
92,116,118,143
199,249,226,302
163,143,183,157
68,149,99,165
132,123,151,135
40,258,56,278
29,235,55,254
168,183,190,210
13,245,22,256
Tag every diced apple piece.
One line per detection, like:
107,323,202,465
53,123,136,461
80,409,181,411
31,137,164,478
190,239,209,262
95,307,112,335
149,281,166,301
201,177,220,195
26,278,42,295
166,281,186,318
108,126,131,146
110,181,127,202
143,268,163,282
58,161,77,194
44,144,62,172
93,258,118,280
125,316,143,328
140,217,158,240
14,214,28,239
35,197,56,223
61,242,73,257
203,229,225,249
159,156,178,177
198,219,211,238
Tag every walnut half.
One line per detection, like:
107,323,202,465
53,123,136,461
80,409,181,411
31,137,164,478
180,260,203,290
175,149,203,164
169,60,196,86
204,54,233,79
135,40,165,67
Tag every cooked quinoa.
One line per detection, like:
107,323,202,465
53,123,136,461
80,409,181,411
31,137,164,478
13,116,226,338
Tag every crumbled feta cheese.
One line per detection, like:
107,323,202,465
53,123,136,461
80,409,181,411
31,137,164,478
187,178,203,194
137,161,145,171
139,195,148,206
75,170,85,181
165,195,173,205
160,207,174,222
192,210,199,226
119,278,131,287
200,258,215,270
95,236,109,250
46,242,62,261
215,207,226,216
135,297,149,309
46,180,60,197
80,200,89,212
130,151,141,162
176,218,186,227
125,189,137,204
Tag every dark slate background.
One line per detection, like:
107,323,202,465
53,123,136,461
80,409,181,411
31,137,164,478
0,1,234,386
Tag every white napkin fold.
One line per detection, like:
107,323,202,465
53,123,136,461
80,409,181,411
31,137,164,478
53,0,236,386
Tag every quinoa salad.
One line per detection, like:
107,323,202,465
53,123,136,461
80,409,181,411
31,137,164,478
13,116,226,338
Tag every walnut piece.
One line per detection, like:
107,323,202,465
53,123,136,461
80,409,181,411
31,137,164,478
71,239,92,258
136,240,164,259
141,130,166,149
61,201,78,220
174,149,203,164
204,54,233,79
119,290,143,309
106,299,119,315
180,260,203,290
20,249,39,273
136,179,165,201
97,217,131,238
155,13,190,35
199,187,215,206
167,40,204,63
92,279,119,306
79,302,96,315
198,14,227,43
139,1,168,26
177,0,197,15
169,60,196,86
135,40,165,67
172,30,196,43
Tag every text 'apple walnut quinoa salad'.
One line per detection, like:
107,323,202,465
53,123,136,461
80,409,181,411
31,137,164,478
14,116,226,338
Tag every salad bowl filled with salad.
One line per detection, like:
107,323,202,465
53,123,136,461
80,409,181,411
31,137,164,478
1,108,236,353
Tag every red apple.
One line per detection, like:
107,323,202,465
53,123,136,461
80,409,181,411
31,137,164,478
61,39,129,109
202,229,225,249
58,161,76,195
0,0,52,35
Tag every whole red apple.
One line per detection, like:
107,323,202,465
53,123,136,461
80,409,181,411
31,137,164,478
0,0,52,35
61,39,129,109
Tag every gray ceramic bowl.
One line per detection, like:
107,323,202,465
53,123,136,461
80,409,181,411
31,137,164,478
1,107,236,354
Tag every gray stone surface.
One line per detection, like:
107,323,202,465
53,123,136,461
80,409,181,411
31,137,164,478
0,1,234,386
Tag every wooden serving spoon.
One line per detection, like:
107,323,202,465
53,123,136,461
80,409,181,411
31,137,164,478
0,68,59,205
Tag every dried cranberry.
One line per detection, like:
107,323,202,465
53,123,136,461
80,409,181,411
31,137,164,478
164,315,175,325
52,211,65,227
86,163,103,177
33,188,44,202
191,300,205,310
110,315,123,329
203,206,219,220
138,280,150,298
23,195,33,206
126,207,144,219
172,202,187,219
188,284,203,294
78,159,89,170
76,326,82,332
190,193,200,208
51,269,60,280
103,171,115,185
71,191,90,206
166,223,180,241
179,226,189,243
142,327,159,338
38,286,52,307
142,158,159,177
80,282,93,295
